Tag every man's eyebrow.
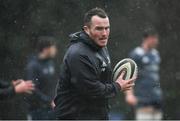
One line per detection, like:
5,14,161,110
95,25,110,28
96,26,104,28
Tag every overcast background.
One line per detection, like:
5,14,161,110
0,0,180,119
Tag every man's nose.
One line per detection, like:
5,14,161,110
102,29,108,36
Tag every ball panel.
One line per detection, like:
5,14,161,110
129,60,136,78
113,67,127,81
113,62,132,81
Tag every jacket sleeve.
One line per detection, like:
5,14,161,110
0,80,15,100
25,63,51,102
67,53,121,99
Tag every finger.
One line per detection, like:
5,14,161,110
125,84,135,90
124,87,132,91
126,83,135,89
118,71,126,79
16,79,24,82
28,86,35,91
15,80,23,83
27,83,35,88
12,80,19,85
16,80,21,83
126,79,134,84
26,81,34,85
130,76,137,81
25,83,33,87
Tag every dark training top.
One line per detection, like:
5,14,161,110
0,80,15,100
54,31,121,120
129,47,162,105
25,56,57,111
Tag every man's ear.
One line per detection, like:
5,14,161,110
83,26,89,35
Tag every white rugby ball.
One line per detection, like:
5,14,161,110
112,58,138,81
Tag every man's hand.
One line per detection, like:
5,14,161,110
51,100,56,109
125,91,138,106
12,80,21,86
116,71,136,91
14,80,35,94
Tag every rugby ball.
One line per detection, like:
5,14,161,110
112,58,138,81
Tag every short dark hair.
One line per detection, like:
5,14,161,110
143,28,158,39
84,7,108,26
36,36,56,52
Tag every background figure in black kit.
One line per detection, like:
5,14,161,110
25,36,58,120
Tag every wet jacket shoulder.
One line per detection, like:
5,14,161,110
61,31,120,99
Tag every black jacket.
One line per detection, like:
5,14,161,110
54,31,121,120
25,56,57,111
0,80,15,100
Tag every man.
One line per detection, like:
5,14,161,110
0,79,34,100
54,8,136,120
25,36,57,120
126,30,163,120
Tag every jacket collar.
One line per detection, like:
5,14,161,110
70,31,102,51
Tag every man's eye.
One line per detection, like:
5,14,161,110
96,27,104,31
95,27,110,31
105,27,110,30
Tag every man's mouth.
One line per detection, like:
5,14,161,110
99,38,107,41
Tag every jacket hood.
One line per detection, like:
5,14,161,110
69,31,102,51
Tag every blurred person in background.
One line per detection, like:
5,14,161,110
25,36,57,120
126,29,163,120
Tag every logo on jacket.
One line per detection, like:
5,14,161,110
101,61,107,72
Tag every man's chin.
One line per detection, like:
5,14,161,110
98,43,107,47
95,40,108,47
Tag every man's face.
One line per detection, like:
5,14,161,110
84,15,110,47
48,45,57,58
147,35,159,49
43,45,57,59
